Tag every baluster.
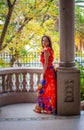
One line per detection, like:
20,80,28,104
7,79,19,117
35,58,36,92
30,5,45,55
8,74,13,92
2,75,6,93
29,73,34,92
37,73,41,85
6,75,9,92
22,73,27,92
15,73,20,92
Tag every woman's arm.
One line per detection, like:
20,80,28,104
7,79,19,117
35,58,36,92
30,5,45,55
42,51,50,78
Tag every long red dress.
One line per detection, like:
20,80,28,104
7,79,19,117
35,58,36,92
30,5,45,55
35,47,57,114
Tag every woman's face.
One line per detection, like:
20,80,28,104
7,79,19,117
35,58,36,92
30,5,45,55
42,37,49,48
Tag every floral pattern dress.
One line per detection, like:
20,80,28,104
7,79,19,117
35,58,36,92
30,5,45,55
34,47,57,114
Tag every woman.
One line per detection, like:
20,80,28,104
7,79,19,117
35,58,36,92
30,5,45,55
34,35,57,114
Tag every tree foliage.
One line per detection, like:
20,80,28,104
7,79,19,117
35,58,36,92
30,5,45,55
75,2,84,51
0,0,59,66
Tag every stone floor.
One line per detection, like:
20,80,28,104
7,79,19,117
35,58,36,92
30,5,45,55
0,103,84,130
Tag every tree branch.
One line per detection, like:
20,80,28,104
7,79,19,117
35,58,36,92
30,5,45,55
0,0,17,49
0,8,13,48
12,0,17,6
0,17,33,50
7,0,12,8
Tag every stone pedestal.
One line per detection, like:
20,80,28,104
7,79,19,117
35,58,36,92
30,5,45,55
57,67,80,115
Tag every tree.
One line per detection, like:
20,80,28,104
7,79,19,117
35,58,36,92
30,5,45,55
0,0,17,49
75,1,84,51
0,0,59,67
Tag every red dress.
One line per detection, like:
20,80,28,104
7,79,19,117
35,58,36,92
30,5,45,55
35,47,57,114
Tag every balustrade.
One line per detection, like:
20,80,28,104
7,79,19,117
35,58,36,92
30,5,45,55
0,67,42,93
0,67,42,105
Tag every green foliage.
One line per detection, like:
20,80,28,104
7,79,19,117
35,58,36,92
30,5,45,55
0,59,6,67
75,2,84,53
80,69,84,101
75,54,84,101
75,6,84,36
0,0,59,66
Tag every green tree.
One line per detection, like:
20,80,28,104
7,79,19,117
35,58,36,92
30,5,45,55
75,1,84,51
0,0,17,49
0,0,59,67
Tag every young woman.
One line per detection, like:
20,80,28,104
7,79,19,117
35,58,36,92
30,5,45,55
34,35,57,114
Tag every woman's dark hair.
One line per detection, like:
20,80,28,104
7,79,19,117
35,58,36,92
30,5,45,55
41,35,53,50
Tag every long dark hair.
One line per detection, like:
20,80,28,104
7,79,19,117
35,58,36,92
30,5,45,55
41,35,53,50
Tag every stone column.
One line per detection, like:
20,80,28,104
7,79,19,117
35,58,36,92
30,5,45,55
57,0,80,115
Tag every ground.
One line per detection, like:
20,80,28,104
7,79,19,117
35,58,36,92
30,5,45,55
0,103,84,130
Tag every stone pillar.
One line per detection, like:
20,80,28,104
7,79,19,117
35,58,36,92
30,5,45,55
57,0,80,115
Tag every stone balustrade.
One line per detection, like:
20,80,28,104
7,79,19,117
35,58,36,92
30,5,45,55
0,67,83,111
0,67,42,106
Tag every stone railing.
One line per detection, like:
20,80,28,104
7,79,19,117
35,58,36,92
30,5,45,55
0,67,83,111
0,67,42,106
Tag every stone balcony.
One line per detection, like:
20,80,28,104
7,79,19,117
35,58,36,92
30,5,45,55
0,67,84,109
0,67,84,130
